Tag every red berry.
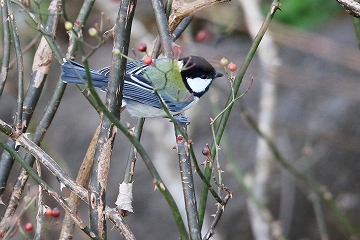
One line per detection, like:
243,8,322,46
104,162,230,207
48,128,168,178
25,222,33,231
228,62,237,72
52,207,61,218
0,231,3,238
143,56,152,65
196,29,209,42
202,148,210,156
137,42,147,52
45,207,52,216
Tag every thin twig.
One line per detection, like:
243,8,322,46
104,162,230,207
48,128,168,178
106,207,136,240
238,0,281,238
151,0,174,58
172,15,193,40
0,80,67,234
336,0,360,18
153,91,225,203
0,0,63,231
0,119,134,238
6,0,24,127
153,89,229,239
0,0,11,97
169,0,230,33
305,150,329,240
175,122,201,240
198,0,281,228
2,193,38,239
21,0,62,131
240,104,360,238
80,61,188,238
202,191,232,240
60,125,99,239
8,33,42,70
35,159,45,240
212,106,283,239
123,118,145,183
10,0,64,61
0,20,49,198
0,139,102,240
88,0,136,236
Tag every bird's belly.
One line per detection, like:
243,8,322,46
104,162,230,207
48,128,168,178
123,100,174,118
122,98,198,118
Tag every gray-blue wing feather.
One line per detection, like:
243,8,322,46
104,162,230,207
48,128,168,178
61,60,108,89
97,60,147,77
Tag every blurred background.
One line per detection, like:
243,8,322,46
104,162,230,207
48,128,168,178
1,0,360,239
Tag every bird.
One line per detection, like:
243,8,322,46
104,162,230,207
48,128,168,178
60,56,223,118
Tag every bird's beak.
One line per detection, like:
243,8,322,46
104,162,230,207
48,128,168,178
214,71,223,78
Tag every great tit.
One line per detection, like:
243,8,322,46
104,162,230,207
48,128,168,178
61,56,223,118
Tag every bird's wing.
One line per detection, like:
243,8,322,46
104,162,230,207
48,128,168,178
126,60,147,75
62,59,193,112
123,74,192,112
61,59,108,89
97,60,147,77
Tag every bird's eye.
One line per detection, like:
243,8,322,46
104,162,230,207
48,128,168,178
200,74,207,79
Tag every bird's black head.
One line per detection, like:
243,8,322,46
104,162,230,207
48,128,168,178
179,56,223,97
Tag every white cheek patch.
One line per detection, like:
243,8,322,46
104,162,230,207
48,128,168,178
186,77,212,93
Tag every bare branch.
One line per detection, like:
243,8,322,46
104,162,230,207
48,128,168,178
169,0,230,33
336,0,360,17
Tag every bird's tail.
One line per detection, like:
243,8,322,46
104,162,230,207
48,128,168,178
61,59,108,90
